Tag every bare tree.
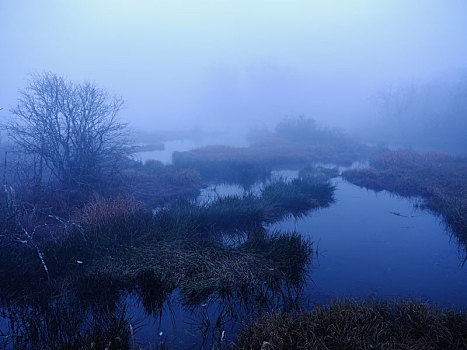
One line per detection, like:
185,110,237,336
4,72,131,190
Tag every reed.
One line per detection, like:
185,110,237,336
234,298,467,350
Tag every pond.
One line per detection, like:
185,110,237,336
127,175,467,347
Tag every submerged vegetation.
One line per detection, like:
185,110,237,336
234,299,467,350
343,150,467,244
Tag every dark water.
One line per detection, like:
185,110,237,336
128,176,466,347
272,177,467,307
125,290,249,348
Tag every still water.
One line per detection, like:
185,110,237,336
272,177,466,307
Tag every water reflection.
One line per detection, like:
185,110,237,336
272,178,467,307
0,279,308,349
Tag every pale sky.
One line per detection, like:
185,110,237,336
1,0,467,132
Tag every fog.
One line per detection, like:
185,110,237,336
2,2,467,347
1,0,467,143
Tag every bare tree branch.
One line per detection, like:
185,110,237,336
3,72,132,190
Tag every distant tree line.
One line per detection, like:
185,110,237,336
370,75,467,153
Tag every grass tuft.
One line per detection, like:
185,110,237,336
234,298,467,350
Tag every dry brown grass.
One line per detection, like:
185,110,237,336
75,196,145,226
234,298,467,350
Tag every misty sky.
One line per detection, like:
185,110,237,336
1,0,467,133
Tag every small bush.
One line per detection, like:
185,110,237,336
75,196,145,227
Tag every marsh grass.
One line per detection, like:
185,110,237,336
65,181,324,307
261,179,335,221
117,159,202,206
154,196,266,239
153,178,334,240
0,157,203,293
0,177,326,300
0,176,332,297
79,229,313,307
1,230,313,348
173,145,272,188
0,175,332,348
343,150,467,244
172,128,381,183
234,298,467,350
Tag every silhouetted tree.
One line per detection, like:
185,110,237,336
5,72,131,190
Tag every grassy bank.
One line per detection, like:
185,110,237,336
173,141,375,186
172,118,381,186
172,145,273,187
343,150,467,244
59,178,333,298
234,299,467,350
